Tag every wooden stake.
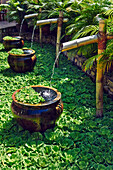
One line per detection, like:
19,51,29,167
96,20,106,117
39,8,42,47
0,30,2,42
55,11,63,67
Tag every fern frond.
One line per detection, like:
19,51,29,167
0,4,9,10
72,25,99,40
66,24,77,35
17,6,24,11
83,54,99,72
104,9,113,16
48,11,59,18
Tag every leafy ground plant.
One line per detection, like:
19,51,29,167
15,86,45,104
9,48,24,55
0,41,113,169
3,36,18,40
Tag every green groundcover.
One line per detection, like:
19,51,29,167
0,41,113,169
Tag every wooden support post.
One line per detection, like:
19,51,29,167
55,11,63,67
96,20,106,117
0,29,2,42
39,8,42,47
39,25,42,47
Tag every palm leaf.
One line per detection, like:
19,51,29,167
83,54,99,72
0,4,9,10
71,25,98,40
104,8,113,16
17,6,24,11
66,24,77,35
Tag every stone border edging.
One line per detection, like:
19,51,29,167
63,51,113,99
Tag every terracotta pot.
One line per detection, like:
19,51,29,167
11,85,63,132
8,48,37,73
3,36,24,50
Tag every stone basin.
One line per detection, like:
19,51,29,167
11,85,63,132
3,36,24,50
8,48,37,73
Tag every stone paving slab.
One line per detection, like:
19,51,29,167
0,21,17,29
0,21,17,41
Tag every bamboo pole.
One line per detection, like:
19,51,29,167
36,18,58,26
61,34,98,52
36,18,68,26
24,13,38,19
39,8,42,47
61,34,113,52
55,11,63,67
96,20,106,117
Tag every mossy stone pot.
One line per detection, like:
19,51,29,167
8,49,37,73
11,85,63,132
3,36,24,50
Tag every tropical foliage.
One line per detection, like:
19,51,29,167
83,38,113,74
83,15,113,73
65,0,111,39
1,0,113,40
64,0,112,59
6,0,30,24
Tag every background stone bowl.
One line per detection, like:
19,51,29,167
3,36,24,50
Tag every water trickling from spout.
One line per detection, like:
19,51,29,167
50,51,61,87
19,19,25,36
39,51,61,99
31,25,37,49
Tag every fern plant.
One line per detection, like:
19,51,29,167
45,0,73,33
83,15,113,73
83,39,113,74
65,0,112,59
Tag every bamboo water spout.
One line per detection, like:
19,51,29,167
36,18,68,26
24,13,38,19
36,17,68,48
61,34,113,52
61,34,98,52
